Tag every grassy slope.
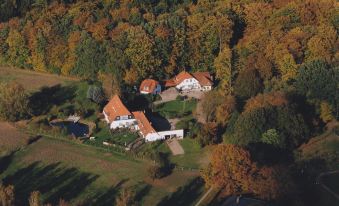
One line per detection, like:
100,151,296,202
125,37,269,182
297,124,339,206
0,121,30,155
0,66,77,91
298,125,339,161
0,136,200,205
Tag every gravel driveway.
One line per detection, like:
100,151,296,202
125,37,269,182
166,139,184,155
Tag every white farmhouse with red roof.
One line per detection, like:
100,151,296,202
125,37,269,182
103,95,183,142
165,71,213,92
103,95,137,129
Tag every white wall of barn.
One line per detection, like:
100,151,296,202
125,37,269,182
176,78,201,91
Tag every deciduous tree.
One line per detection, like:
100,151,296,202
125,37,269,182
0,184,15,206
0,82,31,121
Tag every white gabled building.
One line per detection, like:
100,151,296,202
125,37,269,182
103,95,137,130
165,71,213,92
103,96,184,142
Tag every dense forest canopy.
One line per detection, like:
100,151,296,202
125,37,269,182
0,0,337,86
0,0,338,204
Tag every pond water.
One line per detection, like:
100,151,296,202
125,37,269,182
51,121,89,137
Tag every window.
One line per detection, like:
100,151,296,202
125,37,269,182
116,116,120,120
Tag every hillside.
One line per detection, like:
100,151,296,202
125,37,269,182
0,0,338,205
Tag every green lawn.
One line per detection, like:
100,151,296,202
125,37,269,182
0,135,200,206
139,138,210,169
155,99,197,119
170,138,210,169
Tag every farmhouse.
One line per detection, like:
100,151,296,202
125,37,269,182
103,95,137,130
140,79,161,94
103,95,184,142
165,71,213,91
132,111,162,142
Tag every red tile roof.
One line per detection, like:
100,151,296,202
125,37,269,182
165,71,193,87
140,79,159,93
103,95,131,122
165,71,213,87
132,111,157,137
192,72,213,86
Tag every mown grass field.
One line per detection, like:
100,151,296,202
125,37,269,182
0,66,77,90
154,99,197,119
141,138,211,169
0,135,202,205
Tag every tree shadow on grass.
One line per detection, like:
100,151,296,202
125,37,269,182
157,177,205,206
0,151,16,174
3,161,98,206
84,181,152,206
84,179,128,206
135,183,152,203
29,84,76,116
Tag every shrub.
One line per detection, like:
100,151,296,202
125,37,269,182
147,164,164,180
87,85,106,104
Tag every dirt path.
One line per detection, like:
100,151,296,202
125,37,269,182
194,187,213,206
166,139,184,155
317,170,339,200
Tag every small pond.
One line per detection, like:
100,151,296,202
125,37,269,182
51,121,89,137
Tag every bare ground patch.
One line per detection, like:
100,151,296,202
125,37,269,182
0,121,29,154
167,139,185,155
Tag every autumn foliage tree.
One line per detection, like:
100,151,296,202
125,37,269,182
0,82,31,121
0,184,15,206
202,144,294,200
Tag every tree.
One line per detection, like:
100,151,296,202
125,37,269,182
0,184,15,206
295,60,338,112
243,92,288,114
87,85,106,104
197,122,219,146
29,191,42,206
202,144,293,200
320,101,334,123
226,105,309,149
234,69,263,99
214,47,233,93
215,95,236,126
58,199,69,206
0,82,31,121
6,29,30,68
261,129,285,148
125,26,161,78
116,188,136,206
72,32,106,79
147,164,163,180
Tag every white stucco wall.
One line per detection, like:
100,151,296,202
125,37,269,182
176,78,201,91
110,119,137,129
144,132,163,142
158,130,184,139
